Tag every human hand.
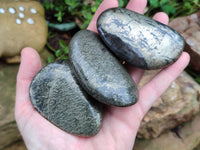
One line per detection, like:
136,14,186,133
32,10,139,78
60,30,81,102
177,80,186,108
15,0,190,149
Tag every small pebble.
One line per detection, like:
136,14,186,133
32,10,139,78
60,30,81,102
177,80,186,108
16,18,21,24
18,6,24,11
8,7,16,14
0,8,5,14
18,12,24,18
27,18,34,24
30,8,37,14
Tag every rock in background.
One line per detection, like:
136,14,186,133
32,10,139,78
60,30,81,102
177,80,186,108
0,0,49,149
134,11,200,149
137,71,200,139
0,0,47,61
0,62,22,149
134,112,200,150
194,144,200,150
169,11,200,72
3,141,26,150
0,49,52,149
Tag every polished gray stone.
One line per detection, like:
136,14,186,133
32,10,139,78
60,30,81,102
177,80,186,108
29,60,103,137
97,8,184,69
69,30,138,107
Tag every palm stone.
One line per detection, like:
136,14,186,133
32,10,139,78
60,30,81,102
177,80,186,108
97,7,184,69
29,60,103,137
69,30,138,107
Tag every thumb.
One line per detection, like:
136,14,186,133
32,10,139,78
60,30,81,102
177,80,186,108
15,47,42,124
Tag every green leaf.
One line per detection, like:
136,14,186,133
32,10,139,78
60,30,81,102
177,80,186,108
193,0,199,5
149,0,159,8
65,0,76,7
59,40,67,48
54,11,65,22
48,56,54,63
80,20,91,29
91,5,98,13
118,0,129,7
118,0,124,7
55,49,62,57
64,47,69,54
160,0,168,5
95,0,103,5
47,21,77,31
65,0,79,7
68,7,76,15
82,11,93,20
60,56,69,60
161,4,176,15
183,2,192,9
43,0,54,10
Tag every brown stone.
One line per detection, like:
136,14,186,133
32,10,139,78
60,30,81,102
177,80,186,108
169,12,200,72
137,71,200,139
194,144,200,150
0,62,21,149
0,0,47,58
134,112,200,150
3,141,26,150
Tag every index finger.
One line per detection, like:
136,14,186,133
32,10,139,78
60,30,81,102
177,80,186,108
126,0,147,13
87,0,118,32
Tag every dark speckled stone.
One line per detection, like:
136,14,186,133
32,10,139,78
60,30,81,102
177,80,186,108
69,30,138,107
29,60,103,137
97,8,184,69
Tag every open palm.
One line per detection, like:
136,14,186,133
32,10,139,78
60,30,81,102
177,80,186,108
15,0,190,149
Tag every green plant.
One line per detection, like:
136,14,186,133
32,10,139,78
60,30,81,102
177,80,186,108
43,0,103,28
152,0,176,14
43,0,200,28
118,0,129,7
44,0,104,62
47,39,69,63
44,0,200,63
65,0,103,29
43,0,67,22
55,40,69,59
145,0,200,19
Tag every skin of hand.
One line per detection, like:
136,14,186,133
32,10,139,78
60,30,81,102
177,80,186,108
15,0,190,149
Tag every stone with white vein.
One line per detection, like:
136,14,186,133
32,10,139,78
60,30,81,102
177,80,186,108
97,8,184,69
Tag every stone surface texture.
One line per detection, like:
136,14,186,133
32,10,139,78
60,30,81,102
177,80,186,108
0,0,47,58
169,11,200,72
29,60,103,137
97,8,184,69
69,29,138,107
134,112,200,150
137,71,200,139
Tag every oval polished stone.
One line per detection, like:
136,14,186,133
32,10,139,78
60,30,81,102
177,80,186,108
69,30,138,107
29,60,103,137
97,8,184,69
